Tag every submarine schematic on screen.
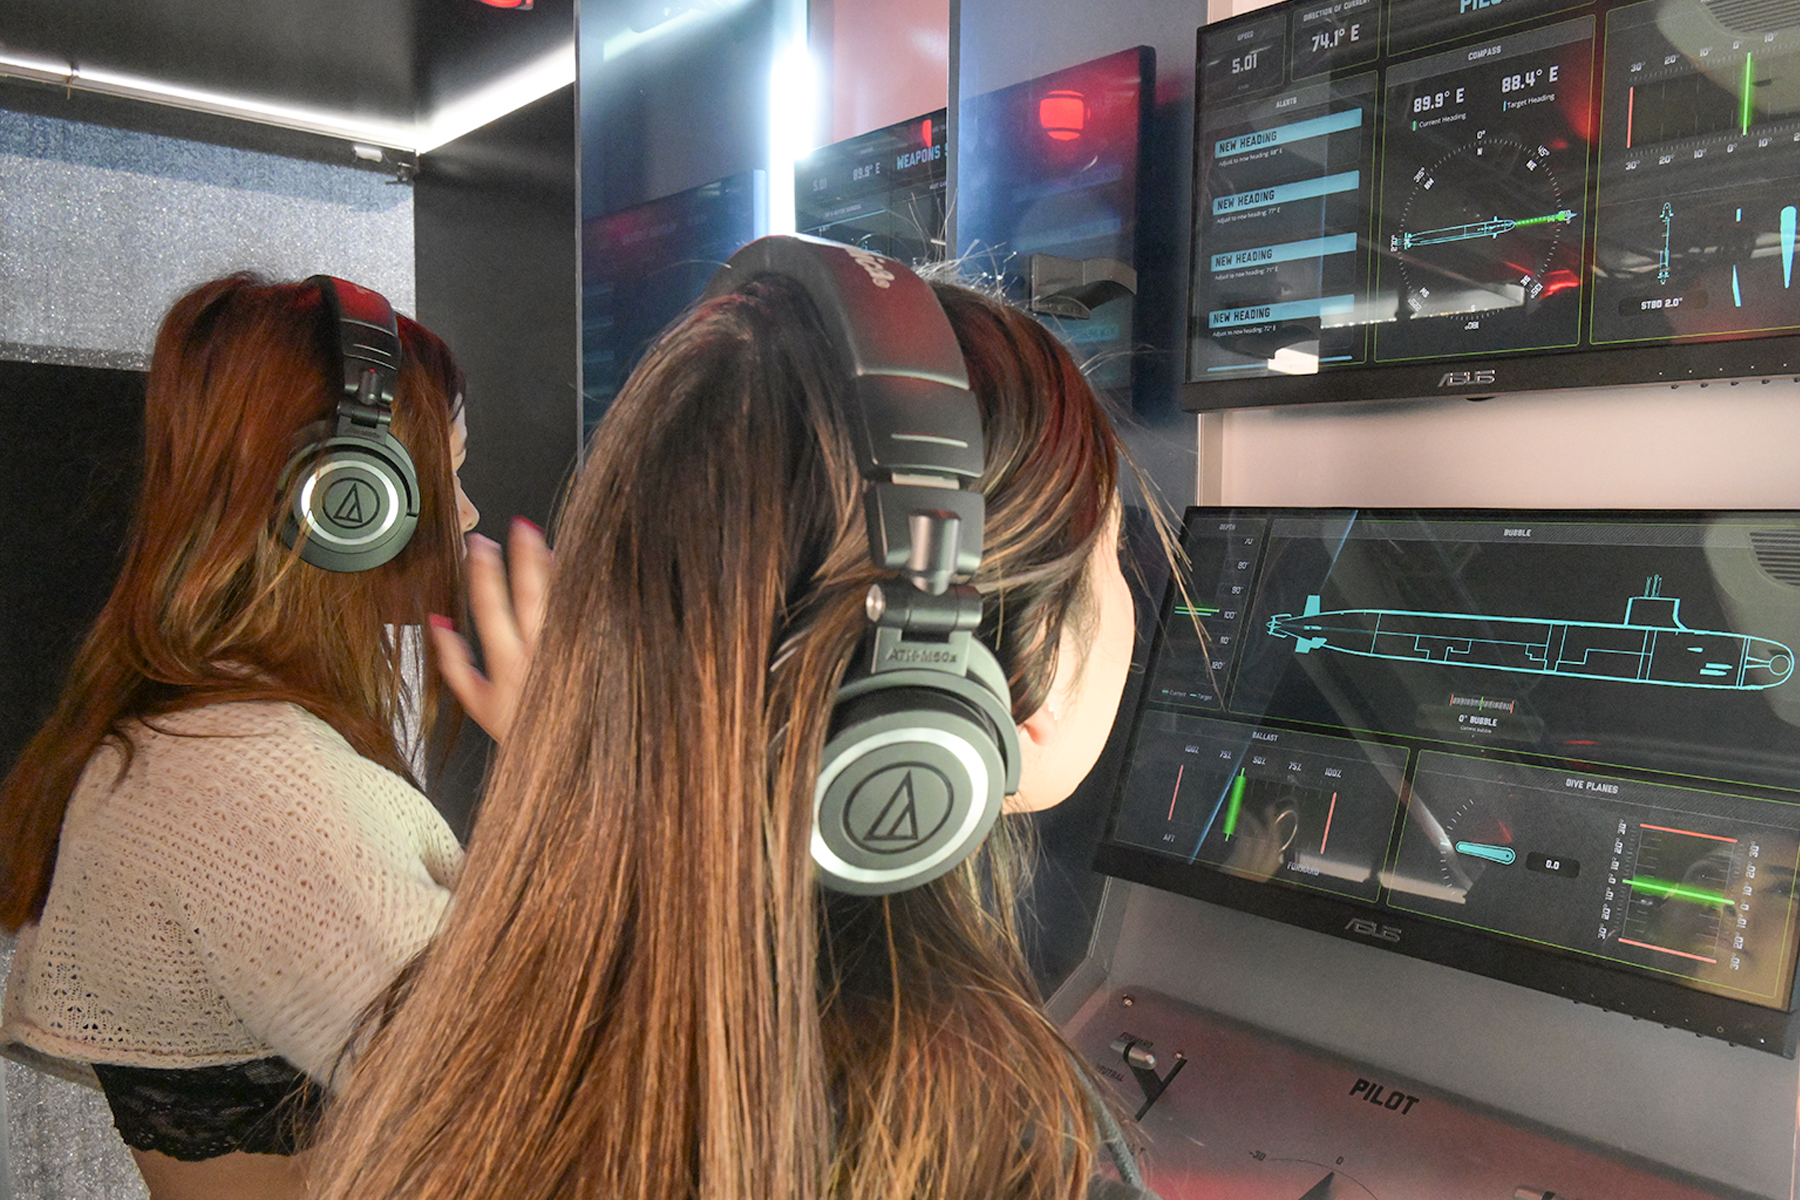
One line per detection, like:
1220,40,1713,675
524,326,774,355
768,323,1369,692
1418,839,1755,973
1266,577,1796,691
1098,511,1800,1051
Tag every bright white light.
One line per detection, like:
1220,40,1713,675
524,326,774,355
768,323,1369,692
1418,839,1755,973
1377,871,1468,903
766,37,816,236
0,52,71,84
416,43,576,151
0,43,575,156
0,56,418,148
1269,346,1321,375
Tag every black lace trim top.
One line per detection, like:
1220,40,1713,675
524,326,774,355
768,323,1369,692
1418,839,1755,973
91,1056,326,1160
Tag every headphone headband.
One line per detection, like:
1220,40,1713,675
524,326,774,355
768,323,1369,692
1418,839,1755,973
705,236,1020,895
704,235,986,589
309,275,402,410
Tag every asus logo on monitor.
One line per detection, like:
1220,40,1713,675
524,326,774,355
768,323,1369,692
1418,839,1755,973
1346,917,1403,943
1438,369,1497,387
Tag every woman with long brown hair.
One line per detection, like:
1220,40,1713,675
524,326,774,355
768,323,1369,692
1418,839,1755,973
315,236,1159,1200
0,273,527,1200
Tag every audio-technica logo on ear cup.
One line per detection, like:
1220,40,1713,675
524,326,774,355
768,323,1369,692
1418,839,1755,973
324,478,378,529
845,765,954,854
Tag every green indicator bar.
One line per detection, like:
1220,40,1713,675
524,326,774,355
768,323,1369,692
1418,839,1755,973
1514,208,1577,228
1743,52,1755,135
1223,771,1247,839
1631,876,1729,907
1176,605,1221,617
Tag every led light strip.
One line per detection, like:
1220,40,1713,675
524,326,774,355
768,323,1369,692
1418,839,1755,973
0,45,575,155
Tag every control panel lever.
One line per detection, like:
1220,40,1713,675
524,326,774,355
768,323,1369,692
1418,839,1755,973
1108,1033,1187,1120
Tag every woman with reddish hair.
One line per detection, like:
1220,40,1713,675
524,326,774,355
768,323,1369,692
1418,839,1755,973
0,273,537,1200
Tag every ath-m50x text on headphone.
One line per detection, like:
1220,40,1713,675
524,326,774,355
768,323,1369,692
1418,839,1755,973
279,275,421,573
704,235,1022,896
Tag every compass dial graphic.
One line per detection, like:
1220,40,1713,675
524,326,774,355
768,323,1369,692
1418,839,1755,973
1390,134,1577,321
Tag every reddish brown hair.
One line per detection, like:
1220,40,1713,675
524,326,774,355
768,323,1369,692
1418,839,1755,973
0,273,467,929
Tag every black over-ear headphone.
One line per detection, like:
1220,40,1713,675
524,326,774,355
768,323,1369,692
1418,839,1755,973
704,234,1022,896
279,276,421,573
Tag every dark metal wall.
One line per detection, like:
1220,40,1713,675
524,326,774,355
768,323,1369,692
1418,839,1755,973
948,0,1203,995
0,363,143,777
416,83,581,536
578,0,778,219
412,82,582,835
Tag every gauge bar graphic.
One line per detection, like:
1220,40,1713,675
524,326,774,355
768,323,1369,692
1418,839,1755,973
1223,771,1248,838
1627,876,1728,907
1618,822,1736,964
1784,206,1796,290
1392,208,1577,250
1616,937,1719,964
1658,202,1673,285
1741,52,1754,136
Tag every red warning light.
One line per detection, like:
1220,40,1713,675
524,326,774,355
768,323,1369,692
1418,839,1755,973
1038,90,1087,142
476,0,533,8
921,117,933,147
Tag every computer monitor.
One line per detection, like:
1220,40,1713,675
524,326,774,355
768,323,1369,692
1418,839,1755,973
1097,506,1800,1054
957,46,1153,391
579,171,765,436
796,110,946,266
1186,0,1800,408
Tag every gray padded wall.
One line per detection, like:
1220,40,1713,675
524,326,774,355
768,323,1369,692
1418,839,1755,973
0,107,412,370
0,102,415,1200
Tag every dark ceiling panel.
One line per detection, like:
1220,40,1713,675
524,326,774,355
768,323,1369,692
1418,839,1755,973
417,0,579,114
4,0,421,120
0,0,579,136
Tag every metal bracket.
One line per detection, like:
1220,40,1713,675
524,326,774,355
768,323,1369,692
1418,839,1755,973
1029,254,1138,320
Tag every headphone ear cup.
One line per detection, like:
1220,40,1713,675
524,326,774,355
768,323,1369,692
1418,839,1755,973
811,645,1020,896
279,422,421,573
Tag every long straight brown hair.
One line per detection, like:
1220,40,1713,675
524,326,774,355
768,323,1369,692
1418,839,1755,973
0,273,468,930
313,275,1130,1200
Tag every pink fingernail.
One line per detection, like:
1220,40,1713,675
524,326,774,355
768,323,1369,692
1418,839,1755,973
514,516,543,535
428,613,454,631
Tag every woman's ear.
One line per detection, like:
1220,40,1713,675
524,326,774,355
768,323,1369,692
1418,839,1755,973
1005,700,1061,813
1018,700,1059,749
999,520,1135,815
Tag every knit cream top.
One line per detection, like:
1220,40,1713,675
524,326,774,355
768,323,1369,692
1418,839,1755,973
1,701,462,1089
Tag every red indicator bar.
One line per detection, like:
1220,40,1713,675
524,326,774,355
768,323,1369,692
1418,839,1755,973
1168,763,1185,822
1618,937,1717,965
1321,791,1338,854
1640,823,1738,843
1627,85,1635,149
